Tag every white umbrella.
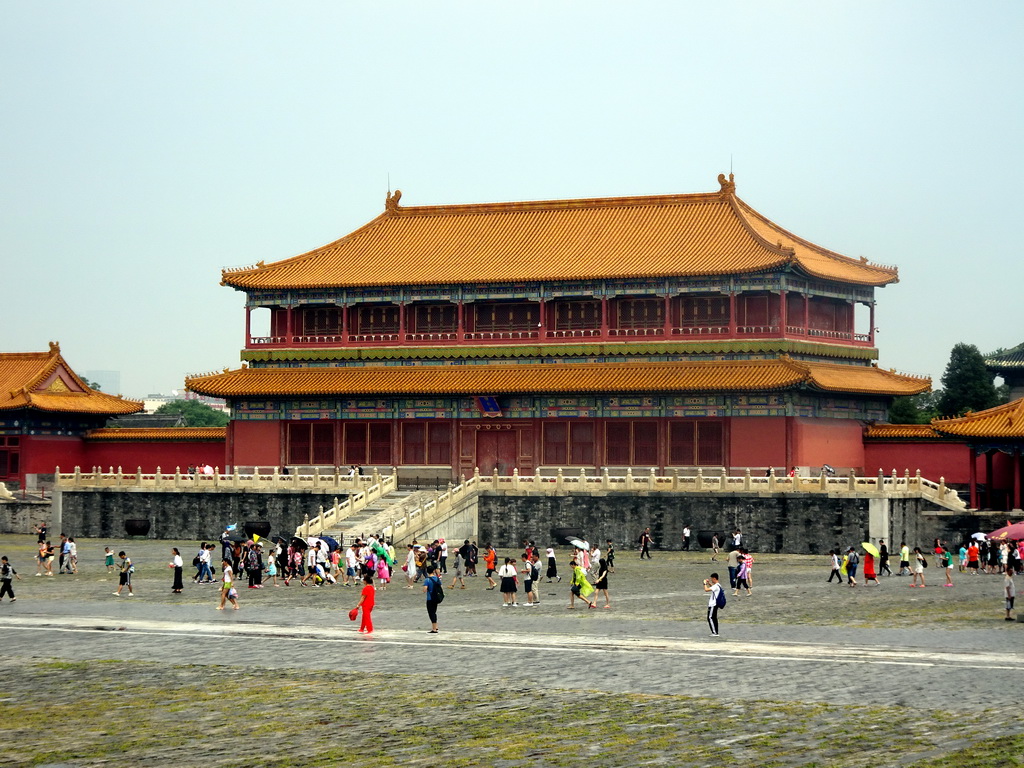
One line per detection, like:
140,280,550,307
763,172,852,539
569,539,590,550
971,532,988,540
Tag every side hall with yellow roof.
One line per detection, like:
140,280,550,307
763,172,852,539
0,343,144,487
190,175,930,480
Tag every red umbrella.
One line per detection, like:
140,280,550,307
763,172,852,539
987,521,1024,541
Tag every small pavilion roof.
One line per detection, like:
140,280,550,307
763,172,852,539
984,342,1024,371
0,344,143,416
186,358,928,399
932,398,1024,440
221,176,898,291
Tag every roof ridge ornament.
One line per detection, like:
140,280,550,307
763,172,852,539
48,341,60,354
385,189,403,213
717,173,736,195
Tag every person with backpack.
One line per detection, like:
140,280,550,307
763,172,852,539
845,546,859,587
0,556,22,602
423,564,443,634
113,551,135,597
703,573,725,637
910,546,928,588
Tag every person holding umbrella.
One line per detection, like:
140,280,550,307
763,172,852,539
862,543,880,586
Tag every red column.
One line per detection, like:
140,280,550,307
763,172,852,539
969,449,978,509
600,296,609,338
1015,449,1022,510
869,302,876,345
779,289,788,336
398,302,406,339
342,304,349,343
663,295,673,336
457,300,465,343
244,307,251,347
285,306,293,343
986,451,994,509
803,295,810,335
729,293,737,336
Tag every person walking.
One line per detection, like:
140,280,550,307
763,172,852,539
710,533,720,562
483,544,498,589
910,547,927,588
114,551,134,596
639,528,654,559
1004,566,1016,622
605,540,615,573
941,545,954,587
568,559,596,609
845,547,859,587
0,556,22,602
169,547,184,593
827,550,843,584
863,548,879,586
682,525,691,551
899,541,911,576
593,556,611,608
727,547,740,590
218,559,239,610
545,546,560,582
878,539,892,576
354,573,375,633
521,554,538,606
423,564,442,633
703,573,724,637
733,549,753,596
449,552,467,590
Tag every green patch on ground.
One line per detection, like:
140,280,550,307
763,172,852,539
0,660,1018,768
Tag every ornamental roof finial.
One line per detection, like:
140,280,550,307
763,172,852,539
385,189,403,213
717,173,736,195
48,341,60,354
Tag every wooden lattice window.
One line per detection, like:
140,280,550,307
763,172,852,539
615,298,663,329
542,421,594,465
343,422,392,465
301,307,343,335
287,422,335,465
401,422,453,465
472,302,540,332
678,296,729,327
354,305,400,334
410,304,458,333
553,300,600,330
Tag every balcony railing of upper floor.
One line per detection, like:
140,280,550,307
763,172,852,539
248,324,874,349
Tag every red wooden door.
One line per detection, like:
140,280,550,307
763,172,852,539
476,430,518,475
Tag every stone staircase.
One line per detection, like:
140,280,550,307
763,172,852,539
316,489,435,544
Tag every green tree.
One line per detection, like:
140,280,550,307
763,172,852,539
936,343,1000,418
155,399,229,427
80,377,101,391
888,391,942,424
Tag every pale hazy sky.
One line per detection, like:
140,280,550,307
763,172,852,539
2,2,1021,397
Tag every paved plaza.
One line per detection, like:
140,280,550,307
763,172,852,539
1,533,1021,767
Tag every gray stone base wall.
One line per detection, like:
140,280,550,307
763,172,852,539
476,493,1006,554
58,490,340,541
0,500,53,535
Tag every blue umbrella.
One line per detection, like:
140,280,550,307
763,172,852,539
319,535,340,552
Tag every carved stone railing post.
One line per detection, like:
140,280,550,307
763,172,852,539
819,469,827,492
848,469,856,492
877,468,885,493
556,467,564,493
914,469,922,491
696,467,703,492
744,468,751,492
625,468,633,491
767,467,776,492
512,468,519,491
672,467,680,491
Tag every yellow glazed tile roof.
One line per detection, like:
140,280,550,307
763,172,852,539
0,345,143,415
932,398,1024,439
863,424,942,439
85,427,227,441
222,177,898,290
186,358,927,399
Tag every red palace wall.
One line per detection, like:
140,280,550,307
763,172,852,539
20,435,88,477
728,417,788,469
863,441,971,485
82,441,226,473
791,418,865,472
230,421,282,468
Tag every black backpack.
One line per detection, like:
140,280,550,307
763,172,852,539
431,577,445,604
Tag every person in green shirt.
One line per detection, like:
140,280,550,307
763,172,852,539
899,542,911,576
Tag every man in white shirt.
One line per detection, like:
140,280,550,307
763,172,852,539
682,526,692,551
703,573,723,637
343,546,357,586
